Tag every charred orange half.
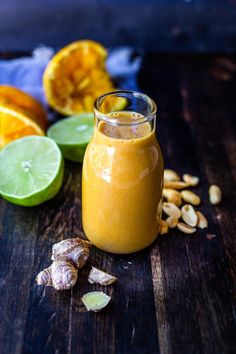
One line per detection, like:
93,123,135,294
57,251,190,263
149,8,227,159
43,40,115,115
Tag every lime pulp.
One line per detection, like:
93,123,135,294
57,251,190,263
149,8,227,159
0,136,64,206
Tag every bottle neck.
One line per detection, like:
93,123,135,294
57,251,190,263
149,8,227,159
95,110,156,140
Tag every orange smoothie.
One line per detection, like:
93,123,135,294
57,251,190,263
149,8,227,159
82,111,164,254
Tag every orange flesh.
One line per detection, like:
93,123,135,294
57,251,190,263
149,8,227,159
0,107,44,149
43,41,115,115
0,85,48,130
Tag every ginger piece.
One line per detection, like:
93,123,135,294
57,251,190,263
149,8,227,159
51,237,92,269
88,266,117,286
36,258,78,291
36,237,91,291
82,291,111,312
36,267,52,286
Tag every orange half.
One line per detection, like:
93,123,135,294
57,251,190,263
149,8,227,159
0,106,44,149
43,40,115,115
0,85,48,130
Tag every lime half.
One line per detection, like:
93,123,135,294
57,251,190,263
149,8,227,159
0,136,64,206
47,113,94,162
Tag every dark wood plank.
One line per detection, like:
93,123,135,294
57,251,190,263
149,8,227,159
0,201,39,354
140,54,236,354
22,163,82,354
179,55,236,299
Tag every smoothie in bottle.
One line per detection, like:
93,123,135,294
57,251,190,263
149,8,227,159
82,91,163,254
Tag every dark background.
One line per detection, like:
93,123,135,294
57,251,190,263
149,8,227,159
1,0,236,52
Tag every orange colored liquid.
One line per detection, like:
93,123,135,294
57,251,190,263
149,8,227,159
82,111,164,254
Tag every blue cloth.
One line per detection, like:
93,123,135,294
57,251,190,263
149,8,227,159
0,47,142,119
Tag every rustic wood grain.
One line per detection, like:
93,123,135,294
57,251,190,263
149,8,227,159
140,54,236,354
0,202,39,354
180,56,236,300
0,53,236,354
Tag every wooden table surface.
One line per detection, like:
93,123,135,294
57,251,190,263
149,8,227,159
0,53,236,354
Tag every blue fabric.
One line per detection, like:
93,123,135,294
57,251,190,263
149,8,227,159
0,47,142,119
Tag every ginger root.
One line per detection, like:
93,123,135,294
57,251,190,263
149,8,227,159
51,238,92,269
36,237,91,291
36,257,78,291
88,266,117,286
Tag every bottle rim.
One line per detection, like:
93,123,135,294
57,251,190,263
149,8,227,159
94,90,157,127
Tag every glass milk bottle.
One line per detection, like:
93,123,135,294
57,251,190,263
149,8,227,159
82,90,163,254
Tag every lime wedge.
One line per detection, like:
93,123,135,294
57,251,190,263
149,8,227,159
0,136,64,206
110,96,127,112
100,96,127,113
47,113,94,162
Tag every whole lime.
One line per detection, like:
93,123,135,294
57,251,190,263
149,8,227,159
47,113,94,162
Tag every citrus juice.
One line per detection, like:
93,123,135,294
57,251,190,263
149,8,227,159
82,108,163,254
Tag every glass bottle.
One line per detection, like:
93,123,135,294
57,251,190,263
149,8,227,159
82,90,163,254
